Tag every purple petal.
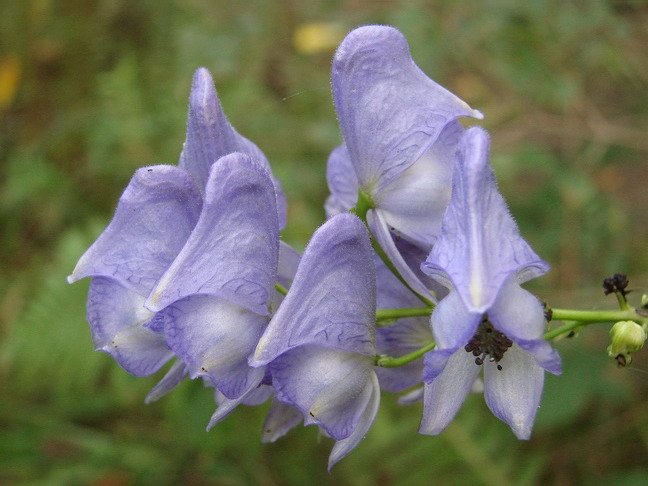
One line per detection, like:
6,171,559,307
269,241,302,314
157,294,267,399
422,127,549,313
278,241,301,283
268,345,376,441
375,317,430,392
328,372,380,470
179,68,272,190
376,121,462,250
148,153,279,315
430,289,481,350
368,209,434,301
261,398,303,443
325,144,358,218
206,374,266,429
180,68,287,229
145,360,188,404
375,254,422,310
87,277,172,376
419,348,480,435
332,26,482,194
483,344,545,439
68,166,202,297
252,213,376,365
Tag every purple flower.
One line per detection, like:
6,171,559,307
326,25,482,298
67,166,203,375
146,153,279,400
250,213,380,469
68,67,285,393
420,127,561,439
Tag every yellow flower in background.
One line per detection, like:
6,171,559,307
0,55,21,110
293,22,344,55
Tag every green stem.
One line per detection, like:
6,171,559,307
545,306,647,341
375,339,436,368
543,320,593,341
352,190,434,308
376,307,433,322
275,282,288,296
551,308,642,324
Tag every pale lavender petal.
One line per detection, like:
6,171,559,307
332,26,482,194
376,121,462,250
252,214,375,364
488,275,546,341
422,127,549,313
148,153,279,315
157,294,267,399
368,209,434,301
179,67,272,190
261,398,303,443
68,166,202,297
269,345,375,441
325,144,358,217
145,360,188,404
430,289,481,350
87,277,172,376
419,348,480,435
422,347,456,383
483,344,544,439
515,339,562,375
397,387,424,405
328,372,380,470
206,374,266,430
239,384,273,406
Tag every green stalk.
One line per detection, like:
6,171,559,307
376,307,433,322
375,339,436,368
352,190,434,307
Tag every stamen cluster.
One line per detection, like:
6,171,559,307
464,316,513,370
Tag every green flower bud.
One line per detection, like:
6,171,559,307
607,320,646,366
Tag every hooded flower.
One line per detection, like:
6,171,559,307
68,66,286,390
146,152,279,400
326,25,483,299
250,213,380,469
419,127,561,439
67,166,203,375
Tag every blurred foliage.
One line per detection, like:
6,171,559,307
1,0,647,484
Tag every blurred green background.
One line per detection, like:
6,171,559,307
1,1,647,484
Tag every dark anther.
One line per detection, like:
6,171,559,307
614,273,630,297
567,330,576,338
542,302,553,322
464,315,513,370
603,273,630,298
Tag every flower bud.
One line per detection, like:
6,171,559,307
607,320,646,366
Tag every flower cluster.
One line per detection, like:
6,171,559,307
69,25,563,467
